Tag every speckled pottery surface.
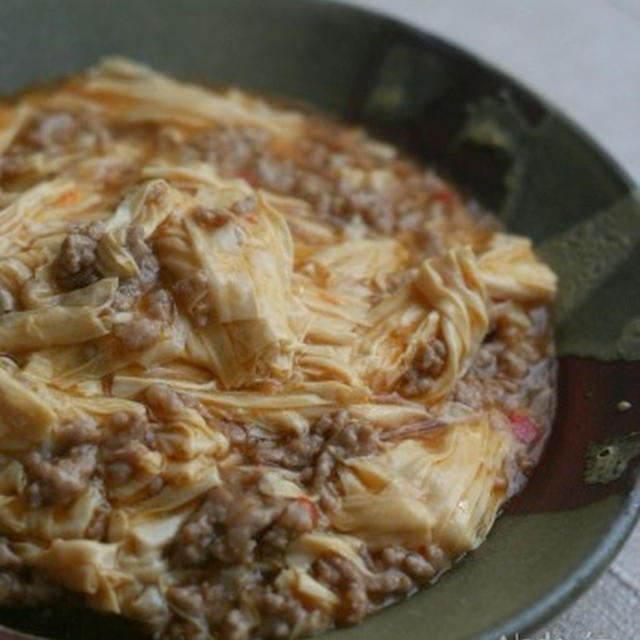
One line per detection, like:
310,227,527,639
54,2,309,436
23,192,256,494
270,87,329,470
0,1,638,639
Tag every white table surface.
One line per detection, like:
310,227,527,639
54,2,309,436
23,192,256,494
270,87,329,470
326,0,640,637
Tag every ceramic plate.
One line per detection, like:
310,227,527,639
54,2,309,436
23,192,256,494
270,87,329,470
0,1,637,639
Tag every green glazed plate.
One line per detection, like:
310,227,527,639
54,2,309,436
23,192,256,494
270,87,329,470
0,1,637,639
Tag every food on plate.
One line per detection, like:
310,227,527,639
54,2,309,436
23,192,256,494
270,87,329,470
0,59,557,639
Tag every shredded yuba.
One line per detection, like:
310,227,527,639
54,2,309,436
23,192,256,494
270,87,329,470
0,58,557,639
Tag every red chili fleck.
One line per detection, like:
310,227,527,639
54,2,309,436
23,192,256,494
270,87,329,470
56,190,79,206
429,189,456,207
509,410,540,445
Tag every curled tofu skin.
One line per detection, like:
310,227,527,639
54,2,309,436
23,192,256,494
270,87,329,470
0,58,557,638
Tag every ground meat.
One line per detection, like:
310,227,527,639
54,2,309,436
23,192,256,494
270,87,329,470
17,110,112,158
171,484,234,566
309,414,381,491
224,493,284,561
107,439,156,472
165,620,208,640
171,477,286,566
472,342,499,375
145,383,185,416
248,430,321,470
53,418,101,451
54,222,104,290
367,568,413,596
101,412,159,488
221,414,380,538
191,582,232,630
24,444,97,507
313,554,418,625
379,547,435,580
128,226,159,280
254,156,297,192
168,584,205,620
451,375,485,410
144,288,175,323
293,171,333,214
172,270,210,327
168,418,421,633
112,225,160,310
315,556,371,624
252,157,396,233
179,123,407,233
339,188,394,233
245,412,380,479
278,499,315,533
498,349,529,379
455,309,554,417
401,339,446,396
261,498,317,554
172,459,321,569
114,315,161,350
223,609,252,640
112,281,138,311
327,414,380,455
168,575,322,640
185,125,270,175
403,552,436,580
107,411,155,442
252,587,321,640
26,112,77,149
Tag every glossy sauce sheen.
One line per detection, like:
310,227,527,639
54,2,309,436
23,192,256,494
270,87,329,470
0,59,557,640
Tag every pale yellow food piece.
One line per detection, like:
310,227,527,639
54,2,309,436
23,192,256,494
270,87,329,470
0,58,557,629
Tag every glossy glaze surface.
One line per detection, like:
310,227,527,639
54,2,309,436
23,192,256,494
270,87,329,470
0,1,637,639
